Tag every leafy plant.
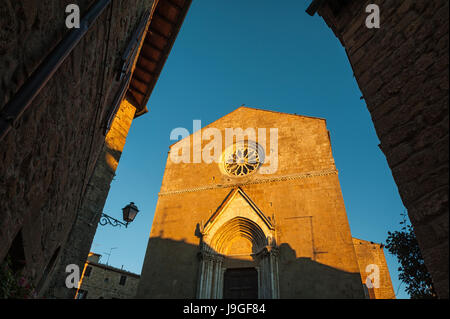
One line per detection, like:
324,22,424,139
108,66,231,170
385,212,437,299
0,256,37,299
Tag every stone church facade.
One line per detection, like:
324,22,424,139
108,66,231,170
137,107,395,298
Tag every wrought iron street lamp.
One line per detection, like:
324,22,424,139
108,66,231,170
99,202,140,228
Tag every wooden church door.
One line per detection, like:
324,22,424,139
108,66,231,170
223,268,258,299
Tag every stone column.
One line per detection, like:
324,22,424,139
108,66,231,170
196,253,206,299
197,250,224,299
216,267,226,299
269,247,280,299
255,246,279,299
211,254,224,299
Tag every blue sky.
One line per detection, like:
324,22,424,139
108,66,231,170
92,0,409,298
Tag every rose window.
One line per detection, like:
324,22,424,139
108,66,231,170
222,142,263,177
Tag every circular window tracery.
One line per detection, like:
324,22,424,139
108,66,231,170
222,141,263,177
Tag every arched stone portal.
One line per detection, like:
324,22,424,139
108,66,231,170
196,188,279,299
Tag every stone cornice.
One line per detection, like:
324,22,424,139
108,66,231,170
158,168,338,196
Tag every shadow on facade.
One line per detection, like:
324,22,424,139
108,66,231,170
137,237,365,299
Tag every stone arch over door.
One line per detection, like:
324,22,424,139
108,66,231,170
196,188,279,299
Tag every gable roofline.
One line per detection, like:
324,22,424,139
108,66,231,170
168,105,327,149
238,105,327,122
202,187,274,235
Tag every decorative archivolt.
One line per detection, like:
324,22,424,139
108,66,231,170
196,188,280,299
199,188,276,256
209,217,271,255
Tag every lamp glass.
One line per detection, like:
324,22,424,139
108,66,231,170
122,202,139,223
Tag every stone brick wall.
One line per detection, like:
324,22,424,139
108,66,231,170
43,98,137,298
76,253,140,299
0,0,154,294
314,0,449,298
353,238,396,299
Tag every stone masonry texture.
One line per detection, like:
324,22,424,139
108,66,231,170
76,253,140,299
315,0,448,298
137,107,393,298
44,98,137,298
0,0,154,295
353,238,396,299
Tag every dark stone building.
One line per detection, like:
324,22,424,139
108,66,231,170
307,0,448,298
0,0,191,298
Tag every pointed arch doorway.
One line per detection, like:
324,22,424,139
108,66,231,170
196,188,279,299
